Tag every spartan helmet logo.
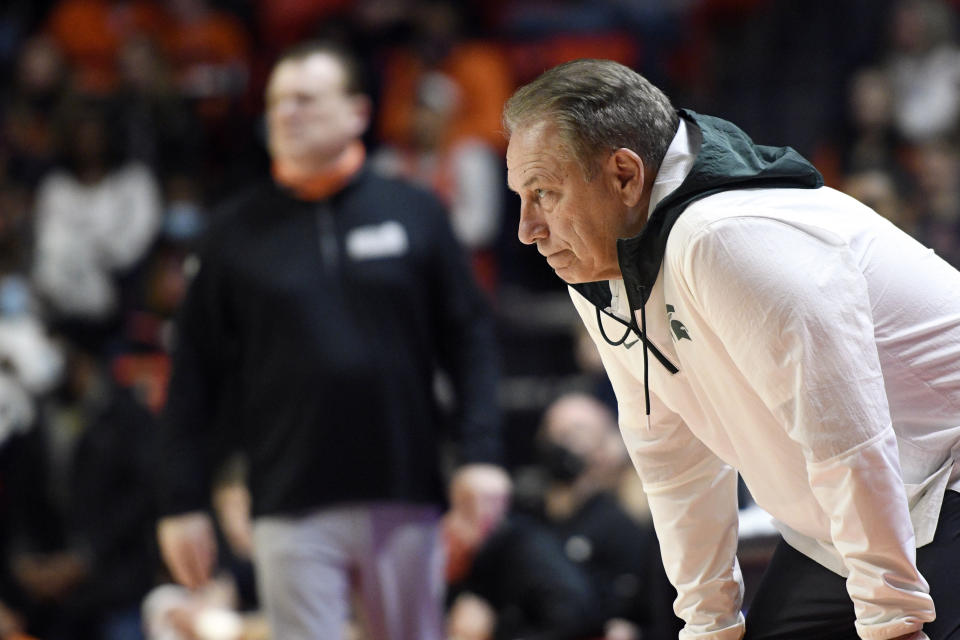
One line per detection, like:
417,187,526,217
665,305,691,341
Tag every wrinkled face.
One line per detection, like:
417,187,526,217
266,53,368,167
506,120,639,284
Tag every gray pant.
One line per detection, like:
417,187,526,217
253,502,445,640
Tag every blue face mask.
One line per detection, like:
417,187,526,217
163,201,205,241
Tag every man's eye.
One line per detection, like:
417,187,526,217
535,188,547,200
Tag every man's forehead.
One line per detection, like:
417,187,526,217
545,395,613,434
506,121,569,187
507,119,558,156
268,53,345,95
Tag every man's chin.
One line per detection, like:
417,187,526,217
552,267,587,284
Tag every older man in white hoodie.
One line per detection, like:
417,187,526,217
504,58,960,640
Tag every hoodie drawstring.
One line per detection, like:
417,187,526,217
638,289,652,430
595,305,632,346
594,293,653,429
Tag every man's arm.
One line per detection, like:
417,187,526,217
429,203,503,467
570,290,745,639
157,242,235,588
682,216,935,638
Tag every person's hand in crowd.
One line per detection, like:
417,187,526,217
443,464,512,583
157,511,218,589
446,592,496,640
447,463,512,542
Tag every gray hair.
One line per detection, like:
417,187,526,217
503,59,679,179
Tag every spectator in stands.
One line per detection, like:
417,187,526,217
885,0,960,142
1,35,71,189
374,0,515,294
0,445,30,640
129,173,205,348
536,393,684,640
843,168,917,235
113,34,201,186
911,139,960,267
162,0,251,177
843,67,908,176
444,465,599,640
377,0,513,154
1,334,159,640
156,40,506,640
371,69,504,293
111,36,204,350
0,173,36,320
163,0,250,115
0,315,65,640
31,95,162,328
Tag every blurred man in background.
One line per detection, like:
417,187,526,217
156,41,506,640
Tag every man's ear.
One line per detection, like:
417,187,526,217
607,148,645,207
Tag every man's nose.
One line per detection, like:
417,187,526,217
517,203,547,245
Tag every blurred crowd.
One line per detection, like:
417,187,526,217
1,0,960,639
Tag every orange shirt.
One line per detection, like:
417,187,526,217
272,141,366,201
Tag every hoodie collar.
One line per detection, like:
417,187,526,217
572,108,822,322
608,118,698,317
272,141,366,201
614,109,823,310
647,117,699,217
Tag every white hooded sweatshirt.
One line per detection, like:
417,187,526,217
571,113,960,640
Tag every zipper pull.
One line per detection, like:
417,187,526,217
317,205,339,270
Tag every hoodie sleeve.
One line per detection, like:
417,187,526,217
569,289,745,639
681,215,935,639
